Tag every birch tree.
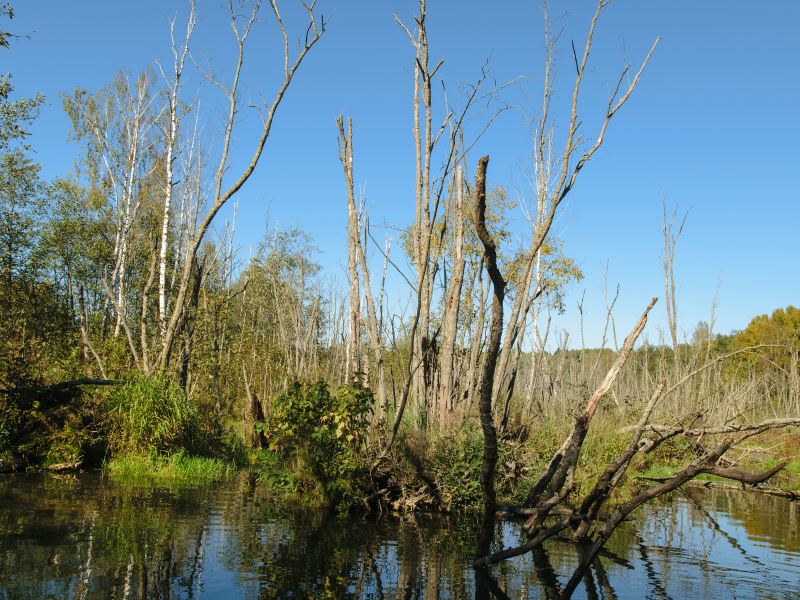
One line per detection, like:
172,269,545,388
157,0,325,369
156,0,196,342
63,71,159,340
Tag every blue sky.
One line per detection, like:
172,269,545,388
7,0,799,347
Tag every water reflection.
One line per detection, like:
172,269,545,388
0,472,797,599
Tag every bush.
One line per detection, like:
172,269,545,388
0,385,104,470
0,402,22,455
250,448,297,491
264,380,373,507
428,430,484,510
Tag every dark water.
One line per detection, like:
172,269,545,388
0,472,798,599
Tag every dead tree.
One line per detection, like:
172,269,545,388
242,364,267,449
662,203,686,383
158,0,325,369
337,115,362,380
393,0,444,423
474,304,796,597
437,164,466,429
521,299,658,528
337,115,388,412
486,0,659,435
472,155,506,514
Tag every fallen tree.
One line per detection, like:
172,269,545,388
473,298,796,598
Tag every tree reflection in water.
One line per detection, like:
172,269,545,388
0,472,798,599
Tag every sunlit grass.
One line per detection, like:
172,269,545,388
106,452,236,484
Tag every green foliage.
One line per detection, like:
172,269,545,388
428,430,484,510
0,4,12,50
250,448,299,492
424,429,530,511
264,380,373,507
0,5,83,462
106,451,236,484
44,415,95,467
0,400,21,458
507,424,565,505
0,2,45,152
729,305,799,370
107,374,200,457
573,423,632,495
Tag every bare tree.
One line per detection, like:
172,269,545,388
337,115,361,380
472,155,505,513
394,0,442,421
475,300,796,599
158,0,325,369
480,0,659,437
337,115,389,412
437,164,465,429
663,203,687,380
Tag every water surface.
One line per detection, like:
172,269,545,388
0,472,798,598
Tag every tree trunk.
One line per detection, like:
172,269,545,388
438,165,466,430
338,116,361,380
472,155,505,514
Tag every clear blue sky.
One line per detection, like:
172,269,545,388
7,1,800,347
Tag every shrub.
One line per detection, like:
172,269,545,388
264,380,373,507
0,402,22,455
428,430,484,510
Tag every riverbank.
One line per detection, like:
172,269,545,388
27,419,799,515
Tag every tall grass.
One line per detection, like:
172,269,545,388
106,374,200,457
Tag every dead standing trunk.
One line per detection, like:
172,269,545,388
472,155,505,514
243,364,267,449
157,0,325,370
337,115,387,413
437,165,466,429
338,115,361,380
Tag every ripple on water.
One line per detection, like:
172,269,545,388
0,472,799,598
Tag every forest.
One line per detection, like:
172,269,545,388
1,0,798,596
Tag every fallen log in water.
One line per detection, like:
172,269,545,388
686,479,800,501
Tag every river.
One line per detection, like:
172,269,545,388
0,472,797,598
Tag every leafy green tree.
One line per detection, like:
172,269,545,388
731,305,800,371
0,4,44,152
264,380,373,507
0,1,45,285
0,3,54,387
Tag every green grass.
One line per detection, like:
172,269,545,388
106,452,236,484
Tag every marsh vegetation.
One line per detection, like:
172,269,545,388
1,0,798,597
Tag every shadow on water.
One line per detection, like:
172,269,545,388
0,471,798,599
